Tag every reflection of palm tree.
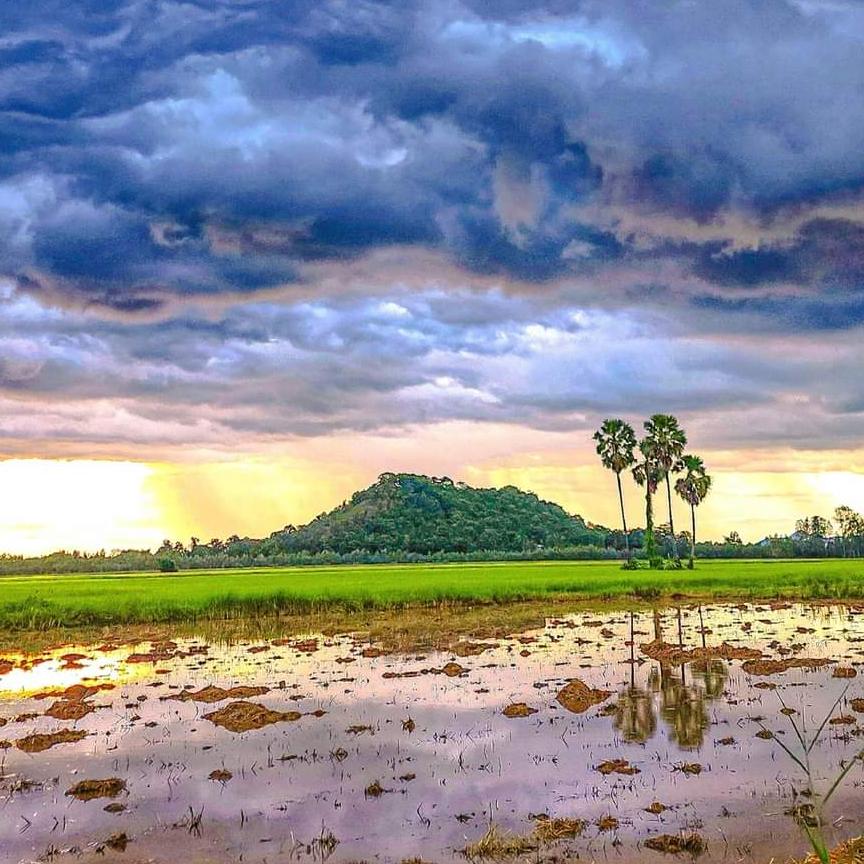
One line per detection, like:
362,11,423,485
691,659,728,700
615,686,657,743
660,678,709,750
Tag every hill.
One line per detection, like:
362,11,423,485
259,472,605,556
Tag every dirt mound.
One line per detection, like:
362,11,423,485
742,658,833,676
45,700,97,721
172,685,270,704
556,679,611,714
833,667,858,679
452,642,496,657
596,758,639,776
66,778,126,801
203,701,302,732
503,702,537,718
641,640,761,665
17,729,88,753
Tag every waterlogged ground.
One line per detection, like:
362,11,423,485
2,602,864,863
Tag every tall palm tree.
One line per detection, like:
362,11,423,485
674,455,712,569
593,419,637,553
632,442,663,565
642,415,687,559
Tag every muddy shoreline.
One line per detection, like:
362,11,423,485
2,599,864,863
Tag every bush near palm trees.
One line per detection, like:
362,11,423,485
594,415,712,569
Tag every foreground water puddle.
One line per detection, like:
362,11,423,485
2,601,864,862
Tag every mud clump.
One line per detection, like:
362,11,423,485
833,667,858,679
440,662,467,677
645,802,668,814
66,778,126,801
742,658,833,675
172,685,270,704
452,642,496,657
556,679,611,714
850,698,864,713
596,758,639,776
44,699,97,721
503,702,537,718
17,729,88,753
644,833,705,854
641,639,761,665
203,700,301,733
209,769,232,783
597,816,619,831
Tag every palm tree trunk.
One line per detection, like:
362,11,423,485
689,503,696,570
665,475,677,559
645,487,657,564
616,472,629,553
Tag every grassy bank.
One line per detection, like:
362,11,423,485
1,558,864,631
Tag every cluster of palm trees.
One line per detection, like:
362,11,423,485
593,414,712,568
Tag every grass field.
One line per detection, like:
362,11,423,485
1,558,864,631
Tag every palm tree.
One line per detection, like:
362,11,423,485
674,455,712,569
593,419,637,553
632,443,663,565
642,415,687,559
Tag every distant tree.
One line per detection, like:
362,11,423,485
834,506,864,557
674,455,712,569
593,419,638,553
795,515,832,538
642,415,687,560
724,530,743,545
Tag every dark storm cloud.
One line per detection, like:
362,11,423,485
5,0,864,308
4,0,864,450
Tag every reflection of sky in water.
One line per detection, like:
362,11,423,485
1,602,864,863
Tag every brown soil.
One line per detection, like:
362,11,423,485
44,699,97,721
208,769,232,782
850,698,864,713
596,758,639,776
640,639,761,665
503,702,537,718
172,684,270,704
645,802,668,814
742,657,833,675
597,816,619,831
452,641,497,657
833,667,858,678
66,778,126,801
556,679,611,713
203,700,302,732
16,728,88,753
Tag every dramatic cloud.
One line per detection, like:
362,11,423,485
2,0,864,455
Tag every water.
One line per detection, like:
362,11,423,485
2,601,863,863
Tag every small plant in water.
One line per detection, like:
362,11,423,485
758,685,864,863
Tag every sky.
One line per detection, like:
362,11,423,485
3,0,864,554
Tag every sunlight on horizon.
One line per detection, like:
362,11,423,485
2,450,864,556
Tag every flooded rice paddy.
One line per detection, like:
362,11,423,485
2,601,864,863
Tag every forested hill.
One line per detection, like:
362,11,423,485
259,473,605,555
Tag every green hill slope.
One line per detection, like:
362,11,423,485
261,472,605,555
